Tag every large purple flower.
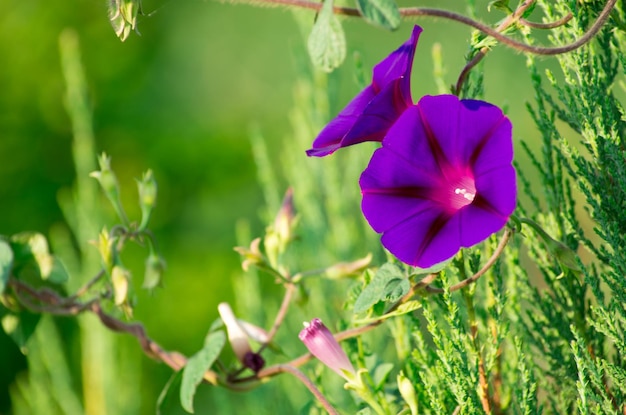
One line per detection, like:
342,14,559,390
306,26,423,157
360,95,516,268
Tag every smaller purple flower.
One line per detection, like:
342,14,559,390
306,26,423,157
299,318,355,380
360,94,516,268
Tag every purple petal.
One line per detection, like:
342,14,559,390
372,25,423,92
342,77,411,147
379,105,441,173
359,94,516,267
306,86,376,157
459,100,513,174
458,203,509,248
361,147,439,232
473,165,517,218
380,209,460,268
307,25,423,157
414,95,462,167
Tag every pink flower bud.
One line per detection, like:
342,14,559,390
299,318,355,380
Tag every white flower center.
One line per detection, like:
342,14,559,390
454,187,476,202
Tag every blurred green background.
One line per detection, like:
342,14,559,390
0,0,545,413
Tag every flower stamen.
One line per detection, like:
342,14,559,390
455,188,475,202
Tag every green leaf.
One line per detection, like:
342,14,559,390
354,263,404,313
0,308,41,351
180,331,226,413
383,278,409,302
372,362,394,390
0,239,13,294
411,259,451,275
9,232,60,282
385,300,421,318
157,370,183,415
48,257,69,284
356,0,400,31
487,0,511,13
307,0,346,72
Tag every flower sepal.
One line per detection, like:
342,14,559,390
342,367,368,390
343,368,389,414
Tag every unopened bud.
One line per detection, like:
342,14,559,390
324,254,372,279
273,188,296,246
299,318,355,381
264,188,297,267
90,153,128,224
108,0,143,41
90,153,120,203
96,229,115,271
143,253,166,290
397,371,418,415
111,265,130,306
137,169,157,230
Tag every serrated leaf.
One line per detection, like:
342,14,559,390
307,0,346,72
180,331,226,413
354,263,404,313
0,240,13,294
356,0,400,31
383,278,410,302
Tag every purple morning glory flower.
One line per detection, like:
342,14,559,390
360,95,516,268
299,318,356,380
306,26,423,157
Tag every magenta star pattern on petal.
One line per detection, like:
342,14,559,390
359,94,516,268
306,25,423,157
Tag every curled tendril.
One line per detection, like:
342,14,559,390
231,0,615,57
399,2,616,57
